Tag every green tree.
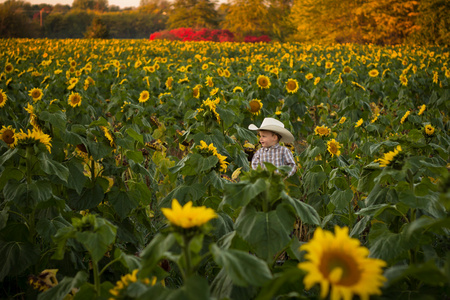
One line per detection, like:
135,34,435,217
409,0,450,45
72,0,109,12
221,0,270,39
0,0,40,38
84,16,109,38
167,0,219,29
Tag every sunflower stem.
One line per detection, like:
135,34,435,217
182,234,193,280
92,261,101,297
25,146,33,184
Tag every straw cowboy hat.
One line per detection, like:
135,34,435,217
248,118,294,144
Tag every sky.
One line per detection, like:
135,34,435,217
1,0,142,9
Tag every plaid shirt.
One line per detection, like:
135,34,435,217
251,144,297,177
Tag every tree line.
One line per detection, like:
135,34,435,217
0,0,448,44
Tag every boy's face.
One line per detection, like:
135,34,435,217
258,130,278,148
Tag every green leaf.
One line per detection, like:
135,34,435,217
89,117,109,127
126,127,144,144
255,267,305,300
40,110,67,129
66,160,88,195
0,240,39,281
211,244,272,287
0,148,18,167
280,192,320,225
330,189,353,211
302,169,327,194
75,218,117,263
0,166,23,190
140,233,176,278
67,183,104,210
350,216,371,238
38,153,70,183
36,216,71,244
235,206,292,262
221,178,266,209
38,271,88,300
114,248,141,272
109,190,139,219
233,124,257,144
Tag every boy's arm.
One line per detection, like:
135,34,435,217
284,147,297,177
251,149,261,170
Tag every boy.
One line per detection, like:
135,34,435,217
248,117,297,177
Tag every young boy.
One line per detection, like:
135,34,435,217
248,117,297,177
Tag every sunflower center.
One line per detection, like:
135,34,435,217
6,65,12,72
32,90,41,99
0,93,4,103
71,95,81,104
2,129,14,144
329,143,338,153
249,100,262,112
258,78,268,87
287,81,297,90
320,250,361,286
317,128,329,135
343,67,351,74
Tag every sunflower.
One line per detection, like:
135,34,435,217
370,114,379,123
210,87,219,96
223,69,231,78
165,77,173,90
193,85,201,99
314,125,331,137
15,128,52,153
325,62,333,69
249,99,263,115
24,103,39,129
418,104,426,116
5,63,13,73
327,139,341,157
67,77,79,90
134,60,142,68
400,110,410,124
139,90,150,103
298,226,386,300
376,145,402,168
354,118,363,128
286,79,299,94
101,126,115,147
0,89,7,107
233,86,244,93
424,124,435,136
342,66,352,74
205,75,214,87
0,125,16,147
68,92,82,107
70,60,77,68
314,77,321,85
202,63,208,70
399,74,408,86
305,73,314,80
256,75,271,89
339,117,346,124
29,88,43,102
215,152,229,173
162,199,217,229
368,69,379,77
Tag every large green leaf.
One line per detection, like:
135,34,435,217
75,217,117,263
109,190,139,219
38,271,88,300
233,124,257,144
211,244,272,287
67,183,104,210
302,169,327,195
126,127,144,144
255,267,305,300
221,178,266,209
235,206,292,261
40,110,67,130
38,153,70,183
0,240,39,281
280,192,320,225
330,189,353,211
140,233,176,278
66,159,88,195
0,166,23,190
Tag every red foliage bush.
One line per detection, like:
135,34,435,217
149,28,269,43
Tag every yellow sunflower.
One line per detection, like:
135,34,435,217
314,125,331,137
314,77,321,85
424,124,435,136
223,69,231,78
305,73,314,80
165,77,173,90
205,75,214,87
249,99,263,115
233,86,244,93
400,111,410,124
355,118,363,128
68,92,82,107
256,75,271,89
342,66,352,74
298,226,386,300
339,117,346,124
202,63,209,70
15,128,52,153
0,89,7,107
161,199,217,229
5,63,14,73
327,139,341,157
193,85,201,99
368,69,379,77
376,145,402,168
139,90,150,103
0,125,16,147
399,74,408,86
29,88,43,102
286,79,299,94
325,62,333,69
101,126,115,147
418,104,426,116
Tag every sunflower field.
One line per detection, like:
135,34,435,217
0,38,449,300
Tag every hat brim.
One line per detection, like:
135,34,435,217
248,124,294,144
